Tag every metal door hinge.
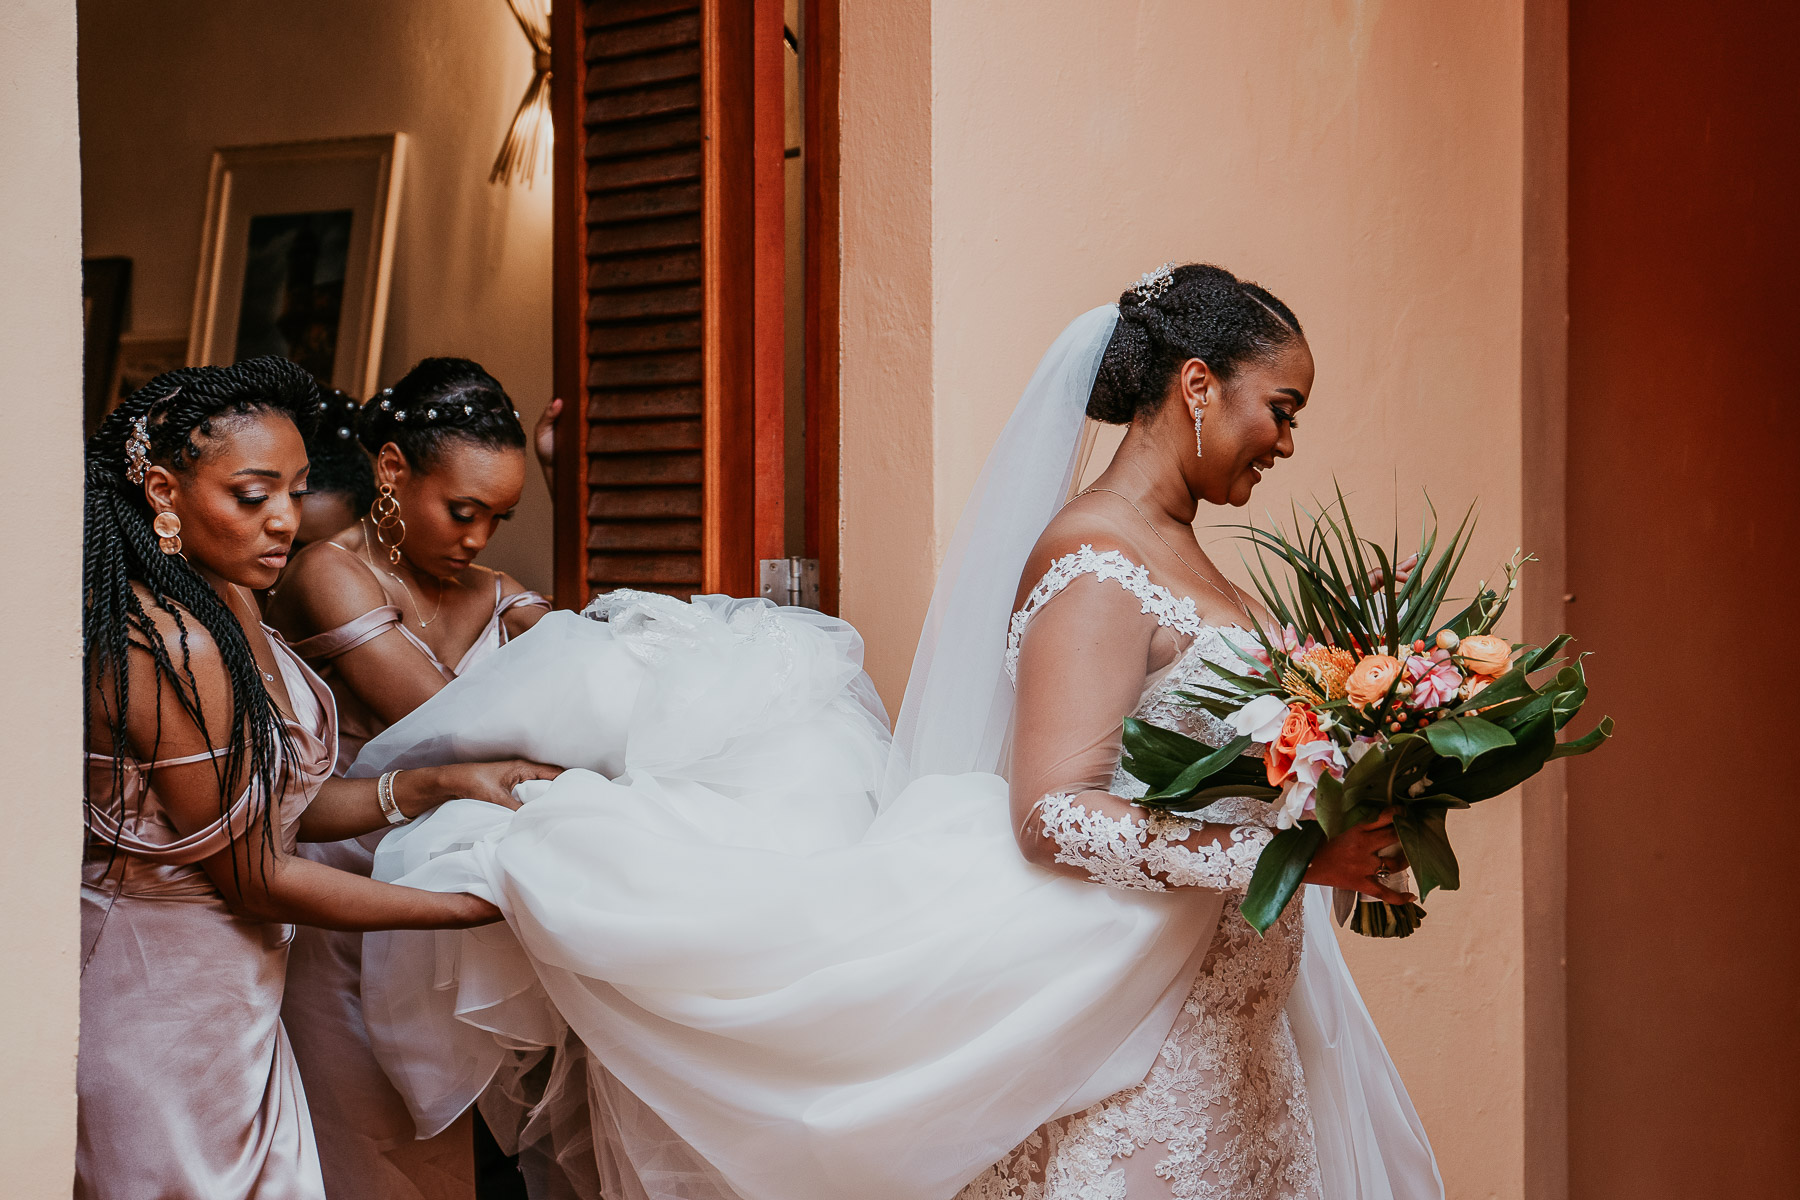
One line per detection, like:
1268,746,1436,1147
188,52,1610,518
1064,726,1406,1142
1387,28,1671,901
759,557,820,609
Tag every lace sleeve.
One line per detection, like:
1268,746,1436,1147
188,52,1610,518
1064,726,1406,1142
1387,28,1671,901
1034,793,1272,894
1008,560,1273,895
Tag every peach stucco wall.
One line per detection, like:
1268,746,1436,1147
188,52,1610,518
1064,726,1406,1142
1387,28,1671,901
841,2,1566,1195
0,2,84,1195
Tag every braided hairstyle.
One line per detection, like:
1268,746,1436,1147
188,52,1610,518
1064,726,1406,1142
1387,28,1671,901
84,356,322,870
359,357,525,469
304,388,377,514
1089,263,1304,424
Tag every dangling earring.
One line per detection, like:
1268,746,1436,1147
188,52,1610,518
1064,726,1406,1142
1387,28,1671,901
1193,402,1206,461
152,511,183,556
371,482,406,566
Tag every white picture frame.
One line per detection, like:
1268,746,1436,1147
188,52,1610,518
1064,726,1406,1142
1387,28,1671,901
188,134,406,398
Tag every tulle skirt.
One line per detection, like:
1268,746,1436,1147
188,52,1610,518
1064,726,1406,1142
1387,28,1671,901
356,596,1438,1200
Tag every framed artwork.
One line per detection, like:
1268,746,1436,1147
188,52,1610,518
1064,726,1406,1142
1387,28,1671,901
82,257,132,436
188,134,406,398
110,332,191,411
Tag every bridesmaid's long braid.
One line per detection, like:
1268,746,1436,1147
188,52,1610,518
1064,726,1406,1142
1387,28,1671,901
84,358,321,882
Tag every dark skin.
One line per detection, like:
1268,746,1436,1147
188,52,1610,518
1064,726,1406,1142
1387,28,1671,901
267,439,549,725
295,487,359,549
1011,340,1415,904
93,411,558,930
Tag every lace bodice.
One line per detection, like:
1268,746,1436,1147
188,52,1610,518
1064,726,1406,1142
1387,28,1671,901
964,547,1322,1200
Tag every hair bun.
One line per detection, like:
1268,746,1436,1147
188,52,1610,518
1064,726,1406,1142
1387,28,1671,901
1087,263,1302,425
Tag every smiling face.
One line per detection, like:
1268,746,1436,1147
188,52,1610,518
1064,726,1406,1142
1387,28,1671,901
1174,337,1314,507
376,438,526,579
142,410,310,589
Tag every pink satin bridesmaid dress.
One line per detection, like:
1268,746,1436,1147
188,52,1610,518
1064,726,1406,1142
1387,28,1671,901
279,565,547,1200
77,632,337,1200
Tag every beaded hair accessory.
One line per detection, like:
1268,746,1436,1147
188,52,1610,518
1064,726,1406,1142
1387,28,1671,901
375,385,519,427
123,417,151,484
1131,262,1177,304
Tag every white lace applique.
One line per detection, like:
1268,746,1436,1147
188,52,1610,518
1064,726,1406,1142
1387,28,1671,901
1035,794,1271,895
1005,547,1203,683
964,556,1322,1200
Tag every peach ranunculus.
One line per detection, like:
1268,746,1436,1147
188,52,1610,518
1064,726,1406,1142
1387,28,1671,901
1265,703,1325,786
1457,634,1515,678
1345,654,1404,707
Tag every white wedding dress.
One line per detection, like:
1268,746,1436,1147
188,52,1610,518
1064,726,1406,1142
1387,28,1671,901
354,306,1442,1200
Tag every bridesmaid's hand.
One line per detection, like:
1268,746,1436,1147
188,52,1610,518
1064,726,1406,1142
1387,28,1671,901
534,397,562,491
1366,553,1419,591
446,893,504,928
408,760,562,815
1302,812,1415,904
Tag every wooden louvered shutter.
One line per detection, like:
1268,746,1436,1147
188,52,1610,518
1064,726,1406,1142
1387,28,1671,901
551,0,751,603
551,0,834,608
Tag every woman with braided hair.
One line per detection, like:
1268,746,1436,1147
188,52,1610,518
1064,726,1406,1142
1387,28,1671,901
295,386,378,550
79,356,558,1200
264,356,553,1199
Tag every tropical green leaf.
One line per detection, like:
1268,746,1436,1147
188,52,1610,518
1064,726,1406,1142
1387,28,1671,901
1422,716,1516,767
1550,716,1613,758
1453,665,1535,716
1313,772,1349,838
1440,713,1556,800
1119,719,1213,790
1142,781,1282,813
1241,823,1326,935
1393,805,1460,898
1141,735,1258,802
1524,634,1573,674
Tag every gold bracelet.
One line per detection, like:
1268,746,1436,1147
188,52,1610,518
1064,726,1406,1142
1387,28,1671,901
377,770,409,826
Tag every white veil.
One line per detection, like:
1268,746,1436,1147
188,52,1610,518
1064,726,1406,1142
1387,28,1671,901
889,302,1443,1198
889,303,1120,787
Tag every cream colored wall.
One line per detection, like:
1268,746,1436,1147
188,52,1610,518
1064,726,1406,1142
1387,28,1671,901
78,0,555,593
0,2,84,1195
841,2,1561,1194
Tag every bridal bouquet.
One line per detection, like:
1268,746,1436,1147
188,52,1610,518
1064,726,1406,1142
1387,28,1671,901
1120,492,1612,938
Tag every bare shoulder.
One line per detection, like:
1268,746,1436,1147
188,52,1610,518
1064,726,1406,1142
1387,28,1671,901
1012,499,1154,611
98,586,233,756
489,568,552,636
266,539,392,638
490,567,549,604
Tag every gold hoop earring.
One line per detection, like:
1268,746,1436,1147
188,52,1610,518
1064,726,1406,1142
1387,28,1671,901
371,482,406,566
152,510,183,556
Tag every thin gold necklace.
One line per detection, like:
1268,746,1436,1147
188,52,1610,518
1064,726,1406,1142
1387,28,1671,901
1076,487,1253,618
361,518,444,629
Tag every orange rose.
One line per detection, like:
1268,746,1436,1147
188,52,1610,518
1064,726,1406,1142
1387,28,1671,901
1345,655,1404,707
1265,703,1325,785
1458,634,1514,678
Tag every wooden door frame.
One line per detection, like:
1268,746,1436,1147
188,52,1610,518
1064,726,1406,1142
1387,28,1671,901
549,0,587,609
801,0,840,613
699,0,757,598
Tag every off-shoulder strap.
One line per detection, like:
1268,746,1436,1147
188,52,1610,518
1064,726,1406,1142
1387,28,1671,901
496,586,550,620
86,745,230,769
289,605,405,661
85,743,260,865
1004,545,1202,682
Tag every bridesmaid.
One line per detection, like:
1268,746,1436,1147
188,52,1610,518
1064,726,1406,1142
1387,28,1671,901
295,387,376,550
79,358,557,1200
265,358,551,1199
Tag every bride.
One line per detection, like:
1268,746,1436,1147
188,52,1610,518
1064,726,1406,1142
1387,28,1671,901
353,264,1444,1200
